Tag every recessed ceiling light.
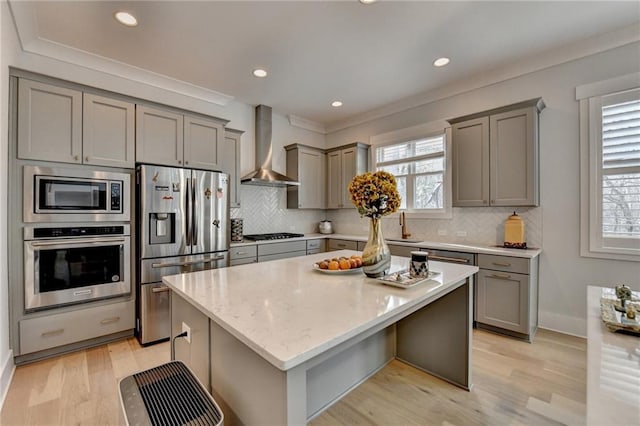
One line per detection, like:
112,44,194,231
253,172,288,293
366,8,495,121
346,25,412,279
433,57,450,67
331,101,343,107
359,0,377,4
253,69,268,78
114,11,138,27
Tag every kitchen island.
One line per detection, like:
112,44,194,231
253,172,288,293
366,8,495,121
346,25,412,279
163,250,479,425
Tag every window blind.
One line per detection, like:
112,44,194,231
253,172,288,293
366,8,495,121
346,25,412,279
602,98,640,238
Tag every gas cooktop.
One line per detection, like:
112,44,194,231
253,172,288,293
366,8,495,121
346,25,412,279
243,232,304,241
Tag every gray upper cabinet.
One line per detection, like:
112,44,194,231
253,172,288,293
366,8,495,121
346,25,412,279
285,144,326,209
184,115,224,170
136,105,228,171
136,105,184,167
17,79,135,168
222,128,243,208
450,99,544,207
18,79,83,164
326,142,369,209
451,117,490,206
83,93,135,168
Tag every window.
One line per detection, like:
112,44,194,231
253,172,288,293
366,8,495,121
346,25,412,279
371,122,452,218
579,73,640,261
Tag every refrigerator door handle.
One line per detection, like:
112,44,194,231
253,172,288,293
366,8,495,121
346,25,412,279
151,256,225,269
185,176,191,247
192,177,198,246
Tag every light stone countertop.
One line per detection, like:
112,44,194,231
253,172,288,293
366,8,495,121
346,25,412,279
163,250,478,371
586,286,640,426
231,233,542,259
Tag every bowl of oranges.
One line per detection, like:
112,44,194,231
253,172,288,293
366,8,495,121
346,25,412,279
314,255,363,274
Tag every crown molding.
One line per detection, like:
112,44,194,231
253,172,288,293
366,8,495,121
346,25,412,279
287,114,326,134
326,23,640,134
8,1,234,107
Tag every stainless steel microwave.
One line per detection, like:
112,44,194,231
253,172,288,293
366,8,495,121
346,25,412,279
23,166,130,223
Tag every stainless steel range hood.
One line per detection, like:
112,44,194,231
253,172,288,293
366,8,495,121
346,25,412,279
241,105,300,187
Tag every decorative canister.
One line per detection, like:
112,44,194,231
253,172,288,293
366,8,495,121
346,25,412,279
230,218,243,242
504,211,526,249
319,220,333,234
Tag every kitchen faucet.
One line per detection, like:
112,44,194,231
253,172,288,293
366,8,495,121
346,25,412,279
400,212,411,240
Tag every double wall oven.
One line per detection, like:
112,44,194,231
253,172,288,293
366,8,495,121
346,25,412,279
23,166,132,311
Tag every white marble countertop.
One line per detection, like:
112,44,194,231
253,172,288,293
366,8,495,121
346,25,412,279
586,286,640,426
231,233,541,258
163,250,478,371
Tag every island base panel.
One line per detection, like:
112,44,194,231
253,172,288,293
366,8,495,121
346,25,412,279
396,281,472,390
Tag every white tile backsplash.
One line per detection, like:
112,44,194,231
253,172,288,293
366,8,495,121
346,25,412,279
231,185,326,234
233,184,542,247
326,207,542,248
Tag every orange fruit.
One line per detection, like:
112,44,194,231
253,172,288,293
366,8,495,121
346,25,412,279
318,261,328,270
349,259,358,268
339,259,351,270
328,260,339,270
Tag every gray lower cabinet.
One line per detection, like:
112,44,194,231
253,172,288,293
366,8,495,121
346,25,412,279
257,241,307,262
327,239,358,251
230,245,258,266
306,239,325,255
19,299,134,355
475,254,538,341
171,292,210,390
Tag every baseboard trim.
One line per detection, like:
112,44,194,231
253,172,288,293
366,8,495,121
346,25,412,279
538,310,586,338
0,349,15,411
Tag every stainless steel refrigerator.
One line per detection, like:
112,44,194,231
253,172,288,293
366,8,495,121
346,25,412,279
136,164,229,344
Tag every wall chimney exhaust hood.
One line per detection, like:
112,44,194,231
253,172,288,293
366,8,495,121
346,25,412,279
241,105,300,187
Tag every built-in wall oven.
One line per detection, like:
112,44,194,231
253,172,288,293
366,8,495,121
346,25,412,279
23,165,130,223
23,225,131,311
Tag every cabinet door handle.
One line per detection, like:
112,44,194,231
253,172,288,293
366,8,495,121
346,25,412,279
100,317,121,325
489,273,512,280
337,243,346,248
74,155,79,161
235,251,247,255
85,156,90,162
429,255,470,264
41,329,64,337
152,286,171,293
492,261,512,267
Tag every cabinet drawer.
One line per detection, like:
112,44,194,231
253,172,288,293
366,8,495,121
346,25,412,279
328,239,358,251
307,248,322,255
230,245,258,260
478,254,529,274
230,257,258,267
258,241,306,256
20,299,134,355
259,250,307,263
306,239,324,251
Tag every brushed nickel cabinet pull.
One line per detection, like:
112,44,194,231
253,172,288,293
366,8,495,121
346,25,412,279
85,156,90,162
151,286,171,293
100,317,121,325
236,251,247,255
489,273,512,280
337,244,346,248
74,155,79,161
41,329,64,337
492,261,512,267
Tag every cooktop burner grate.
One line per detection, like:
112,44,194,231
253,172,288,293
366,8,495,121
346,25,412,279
243,232,304,241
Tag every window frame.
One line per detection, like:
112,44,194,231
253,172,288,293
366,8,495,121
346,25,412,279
578,73,640,261
370,121,452,219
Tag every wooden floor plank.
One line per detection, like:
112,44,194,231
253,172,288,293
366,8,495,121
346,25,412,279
0,329,587,425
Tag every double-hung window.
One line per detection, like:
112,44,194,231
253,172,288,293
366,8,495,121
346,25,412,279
372,122,452,218
579,74,640,261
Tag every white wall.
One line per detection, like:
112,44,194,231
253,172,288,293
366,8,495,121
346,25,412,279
326,42,640,336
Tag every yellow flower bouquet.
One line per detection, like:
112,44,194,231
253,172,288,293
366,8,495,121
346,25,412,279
348,171,401,219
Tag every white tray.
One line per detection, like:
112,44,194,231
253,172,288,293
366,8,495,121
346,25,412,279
375,270,440,289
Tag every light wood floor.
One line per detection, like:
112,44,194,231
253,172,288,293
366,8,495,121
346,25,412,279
1,329,586,425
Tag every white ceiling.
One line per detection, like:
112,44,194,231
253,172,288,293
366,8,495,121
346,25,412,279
8,1,640,128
